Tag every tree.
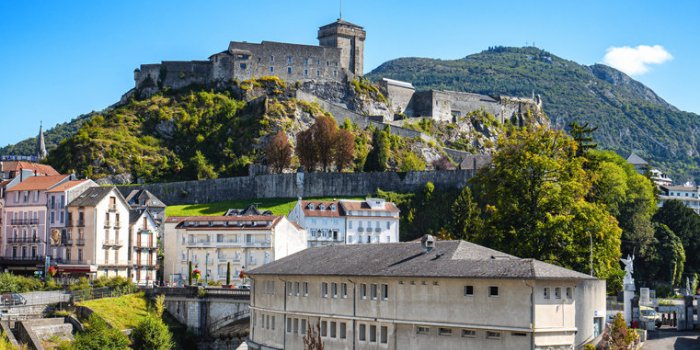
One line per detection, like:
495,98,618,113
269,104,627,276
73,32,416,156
448,186,483,241
303,321,324,350
399,152,426,171
73,315,130,350
364,127,391,172
296,128,317,172
264,131,292,173
189,151,217,180
188,261,193,286
654,223,686,286
567,121,598,156
312,115,339,172
153,294,166,318
131,315,174,350
334,129,355,171
653,200,700,274
471,127,622,288
432,155,455,170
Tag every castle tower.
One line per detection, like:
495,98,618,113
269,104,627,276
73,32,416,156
318,19,366,77
37,122,47,160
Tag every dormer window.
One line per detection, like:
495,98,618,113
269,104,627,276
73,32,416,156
319,204,326,210
307,204,315,210
330,204,336,211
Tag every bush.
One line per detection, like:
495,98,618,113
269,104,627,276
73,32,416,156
72,314,130,350
131,315,173,350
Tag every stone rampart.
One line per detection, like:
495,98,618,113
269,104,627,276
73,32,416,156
118,170,473,206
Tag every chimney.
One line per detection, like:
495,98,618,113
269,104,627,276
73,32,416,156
421,234,435,253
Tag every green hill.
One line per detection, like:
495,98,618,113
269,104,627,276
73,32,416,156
366,46,700,181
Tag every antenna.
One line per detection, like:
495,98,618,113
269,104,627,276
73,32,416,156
339,0,342,19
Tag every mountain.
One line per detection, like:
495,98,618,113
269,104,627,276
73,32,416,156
366,46,700,181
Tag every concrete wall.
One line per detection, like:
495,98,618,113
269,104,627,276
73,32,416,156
574,279,607,348
118,170,473,206
163,295,249,336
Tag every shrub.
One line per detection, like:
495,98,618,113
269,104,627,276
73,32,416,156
72,314,130,350
131,315,173,350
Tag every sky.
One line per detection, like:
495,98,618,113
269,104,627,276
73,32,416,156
1,0,698,146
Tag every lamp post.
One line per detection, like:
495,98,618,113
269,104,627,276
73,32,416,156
205,252,210,285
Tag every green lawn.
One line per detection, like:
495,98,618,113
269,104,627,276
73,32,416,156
166,196,363,217
77,293,149,330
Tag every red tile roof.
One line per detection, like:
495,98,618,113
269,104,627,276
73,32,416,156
6,175,70,192
46,180,90,193
0,161,60,176
339,200,400,213
301,201,342,217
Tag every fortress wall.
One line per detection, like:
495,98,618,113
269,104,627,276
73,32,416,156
135,64,162,88
160,61,213,90
118,170,474,206
378,79,415,115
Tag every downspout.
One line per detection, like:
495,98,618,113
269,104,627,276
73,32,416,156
249,276,255,342
349,279,356,350
280,277,288,349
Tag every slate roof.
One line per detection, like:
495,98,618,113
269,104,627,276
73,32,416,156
125,189,167,208
626,153,648,166
225,204,272,216
6,175,70,192
68,187,119,207
248,240,595,281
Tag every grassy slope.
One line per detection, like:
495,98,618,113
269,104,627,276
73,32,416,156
166,196,363,217
77,293,149,330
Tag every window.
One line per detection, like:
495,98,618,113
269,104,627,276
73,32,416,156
239,63,247,70
487,331,501,339
50,212,55,224
271,316,275,330
304,69,308,76
555,287,561,299
380,326,388,343
287,318,292,333
370,284,378,300
544,287,550,299
287,56,292,64
269,66,274,73
566,287,573,299
360,284,367,299
105,250,109,263
339,322,346,339
301,319,307,334
369,325,377,342
287,282,293,295
303,282,309,296
464,285,474,296
316,70,320,77
330,321,336,338
341,283,348,298
381,284,389,300
322,282,328,297
462,329,476,338
438,328,452,336
349,221,353,229
270,55,274,62
359,324,366,341
78,249,83,262
512,332,527,337
294,282,300,296
321,320,327,337
293,318,299,333
417,326,430,335
287,67,292,74
331,282,338,298
489,286,499,297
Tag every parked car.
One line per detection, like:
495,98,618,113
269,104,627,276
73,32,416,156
640,306,662,328
0,292,26,306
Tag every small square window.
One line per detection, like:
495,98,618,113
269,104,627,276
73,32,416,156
512,332,527,337
464,285,474,296
438,328,452,336
239,63,247,70
269,66,274,73
287,67,292,74
487,331,501,339
462,329,476,338
489,286,499,297
417,326,430,335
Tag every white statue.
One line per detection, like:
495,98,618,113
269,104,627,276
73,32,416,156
620,254,634,284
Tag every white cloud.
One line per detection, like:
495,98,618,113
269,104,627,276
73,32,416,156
603,45,673,76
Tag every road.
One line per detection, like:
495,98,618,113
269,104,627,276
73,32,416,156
644,328,700,350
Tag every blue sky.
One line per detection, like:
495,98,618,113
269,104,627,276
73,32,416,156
1,0,698,146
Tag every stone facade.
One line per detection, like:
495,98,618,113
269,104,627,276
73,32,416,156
134,19,366,94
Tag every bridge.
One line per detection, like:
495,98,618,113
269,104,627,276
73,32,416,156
147,287,250,339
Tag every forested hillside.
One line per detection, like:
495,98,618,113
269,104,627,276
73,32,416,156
367,46,700,181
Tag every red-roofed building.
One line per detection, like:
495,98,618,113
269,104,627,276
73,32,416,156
45,179,98,262
0,161,60,179
288,198,400,247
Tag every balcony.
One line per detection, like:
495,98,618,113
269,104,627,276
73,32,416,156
10,218,39,225
77,220,85,227
134,241,156,250
76,238,86,246
104,221,111,228
109,205,117,212
7,237,42,244
114,240,124,248
243,240,271,248
114,221,121,228
64,239,74,246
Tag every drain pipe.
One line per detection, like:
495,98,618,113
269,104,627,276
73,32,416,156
349,279,357,350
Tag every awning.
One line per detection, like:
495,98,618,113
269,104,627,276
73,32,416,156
56,264,97,274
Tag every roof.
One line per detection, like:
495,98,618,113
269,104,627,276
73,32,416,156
165,216,187,224
46,180,90,193
225,204,271,216
68,187,120,207
339,200,400,213
661,185,698,192
175,215,283,230
302,201,342,217
320,18,364,29
249,240,596,281
129,209,155,225
0,161,60,176
6,175,70,192
381,78,415,89
125,189,167,208
626,153,648,166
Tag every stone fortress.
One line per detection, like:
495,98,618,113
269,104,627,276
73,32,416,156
133,18,541,125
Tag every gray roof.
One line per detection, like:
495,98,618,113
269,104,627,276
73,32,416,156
125,189,167,208
129,209,155,225
68,187,117,207
626,153,648,166
248,240,595,281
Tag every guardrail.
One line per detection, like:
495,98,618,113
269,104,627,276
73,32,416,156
149,287,250,300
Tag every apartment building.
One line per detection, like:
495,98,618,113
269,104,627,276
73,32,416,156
658,185,700,214
129,209,159,285
163,206,307,285
288,198,399,247
62,187,131,278
247,236,606,350
46,180,98,261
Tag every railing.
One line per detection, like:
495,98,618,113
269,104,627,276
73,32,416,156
149,286,251,300
55,259,88,265
104,221,110,227
109,205,117,212
114,221,121,228
114,240,124,248
7,237,42,244
9,219,39,225
244,241,271,248
1,256,44,262
76,238,86,246
64,239,74,246
76,220,85,227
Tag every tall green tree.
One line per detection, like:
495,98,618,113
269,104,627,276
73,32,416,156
653,200,700,274
364,127,391,172
567,121,598,157
448,186,483,241
652,223,686,286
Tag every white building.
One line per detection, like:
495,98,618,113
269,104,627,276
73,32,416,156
246,236,607,350
163,206,307,285
288,198,399,247
128,209,159,285
658,185,700,214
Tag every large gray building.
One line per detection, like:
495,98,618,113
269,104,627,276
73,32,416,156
134,19,366,93
246,235,606,350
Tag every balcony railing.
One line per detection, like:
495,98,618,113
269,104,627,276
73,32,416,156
104,221,111,228
109,205,117,212
243,241,271,248
7,237,42,244
3,256,45,262
114,221,121,228
9,219,39,225
76,238,86,246
77,220,85,227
